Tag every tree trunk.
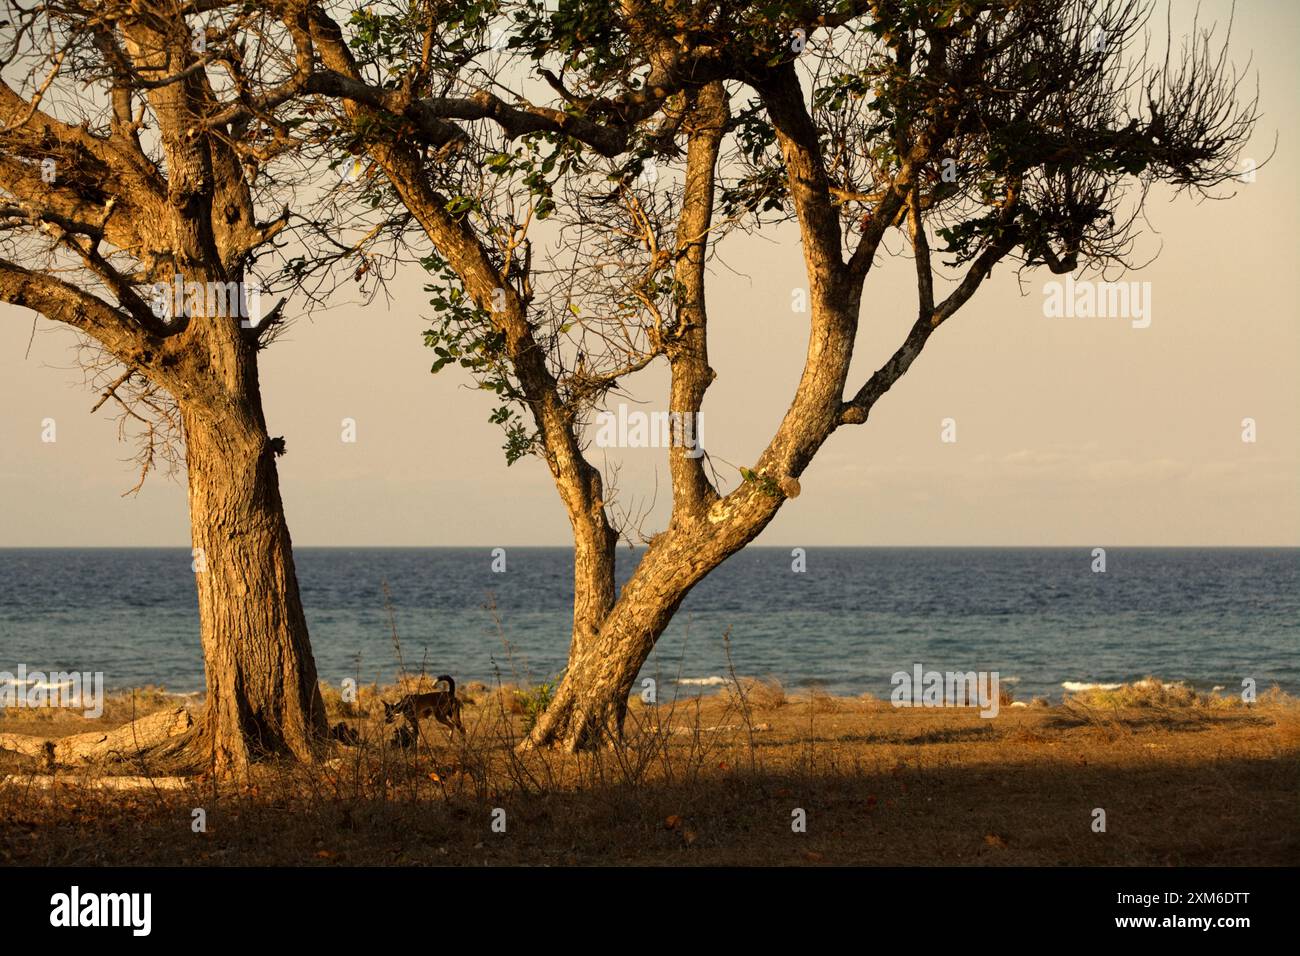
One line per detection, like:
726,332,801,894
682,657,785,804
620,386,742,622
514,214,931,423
522,84,738,752
524,527,742,751
525,595,679,752
178,392,326,775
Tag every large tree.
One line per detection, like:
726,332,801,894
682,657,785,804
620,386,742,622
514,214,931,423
0,0,330,772
302,0,1253,750
218,0,1253,749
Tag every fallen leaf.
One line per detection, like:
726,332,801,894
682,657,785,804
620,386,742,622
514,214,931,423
665,814,683,830
984,834,1007,849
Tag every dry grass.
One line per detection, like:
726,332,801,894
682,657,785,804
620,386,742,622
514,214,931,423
1,680,1296,866
0,686,177,732
808,684,843,714
725,677,788,711
1065,676,1262,710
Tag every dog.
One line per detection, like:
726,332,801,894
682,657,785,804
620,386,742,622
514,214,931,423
383,675,465,737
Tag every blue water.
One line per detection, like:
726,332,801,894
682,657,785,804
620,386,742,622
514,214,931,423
0,548,1295,701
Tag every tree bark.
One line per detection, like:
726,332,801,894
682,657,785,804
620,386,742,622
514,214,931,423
524,537,697,751
524,510,777,751
167,296,328,775
177,390,326,775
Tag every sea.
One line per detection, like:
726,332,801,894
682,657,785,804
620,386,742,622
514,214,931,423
0,547,1295,702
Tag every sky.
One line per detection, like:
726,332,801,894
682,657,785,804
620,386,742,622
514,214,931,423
2,0,1297,548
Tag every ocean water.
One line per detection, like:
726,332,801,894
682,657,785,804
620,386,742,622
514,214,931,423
0,548,1295,702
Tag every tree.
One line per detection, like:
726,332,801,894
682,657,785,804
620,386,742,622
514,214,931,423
0,0,330,772
301,0,1254,750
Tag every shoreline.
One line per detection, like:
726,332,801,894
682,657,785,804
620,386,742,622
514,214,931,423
0,675,1283,737
1,672,1278,706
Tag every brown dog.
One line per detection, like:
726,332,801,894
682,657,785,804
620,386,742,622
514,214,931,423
383,675,465,736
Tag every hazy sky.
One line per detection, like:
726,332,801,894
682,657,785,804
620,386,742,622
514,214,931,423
3,1,1297,547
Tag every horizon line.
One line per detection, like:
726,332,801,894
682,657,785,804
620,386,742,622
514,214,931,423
2,544,1297,550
